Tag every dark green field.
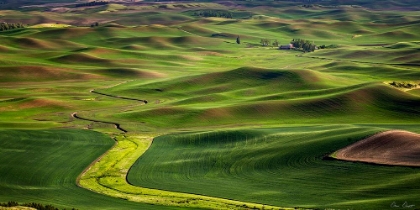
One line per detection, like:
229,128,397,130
0,129,180,209
1,0,420,209
128,125,420,209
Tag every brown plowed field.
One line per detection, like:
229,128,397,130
335,130,420,167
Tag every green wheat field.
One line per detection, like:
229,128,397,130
1,0,420,209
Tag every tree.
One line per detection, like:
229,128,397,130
272,39,279,47
260,38,270,46
0,22,25,32
236,36,240,44
193,10,233,19
291,38,316,52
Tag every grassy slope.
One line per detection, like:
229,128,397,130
80,134,287,210
0,129,179,210
128,125,420,210
1,1,420,210
102,68,420,129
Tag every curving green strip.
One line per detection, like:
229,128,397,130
0,129,171,210
78,134,290,210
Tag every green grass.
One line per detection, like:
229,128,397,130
0,129,179,209
1,1,420,209
100,73,420,129
79,134,288,210
127,125,420,210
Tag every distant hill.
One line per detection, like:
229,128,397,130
238,0,420,9
0,0,76,9
2,0,420,10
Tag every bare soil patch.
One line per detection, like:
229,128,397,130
335,130,420,167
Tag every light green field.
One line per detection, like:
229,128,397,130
1,1,420,209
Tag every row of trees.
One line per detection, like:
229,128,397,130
260,39,279,47
318,44,339,49
0,22,25,31
192,10,233,19
255,38,327,52
75,1,108,8
389,81,419,89
291,38,316,52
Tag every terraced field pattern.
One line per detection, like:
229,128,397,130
1,0,420,209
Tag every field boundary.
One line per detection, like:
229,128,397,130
76,136,118,191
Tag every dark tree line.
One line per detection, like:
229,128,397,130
75,1,108,8
389,81,419,89
318,44,339,49
0,22,25,31
192,10,233,19
291,38,316,52
0,201,78,210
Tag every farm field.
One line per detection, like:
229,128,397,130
128,125,420,210
0,129,180,210
1,0,420,209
